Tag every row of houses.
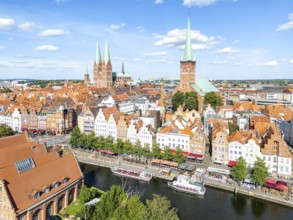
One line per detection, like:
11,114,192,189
210,116,292,176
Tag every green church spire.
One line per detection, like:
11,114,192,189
182,15,195,62
95,41,102,64
104,38,111,64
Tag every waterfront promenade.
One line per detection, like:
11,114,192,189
73,149,293,209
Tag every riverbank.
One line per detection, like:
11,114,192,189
74,149,293,209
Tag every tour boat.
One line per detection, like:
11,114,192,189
110,166,152,182
168,173,206,196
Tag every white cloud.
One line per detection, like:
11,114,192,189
134,58,141,61
0,18,15,30
277,13,293,31
34,45,58,51
217,47,240,54
54,0,70,3
154,28,220,50
232,62,242,66
18,22,35,31
263,60,279,67
143,51,168,57
155,0,164,4
146,59,167,63
183,0,216,7
109,23,126,31
277,21,293,31
0,45,5,50
38,29,68,37
212,60,227,64
290,60,293,64
137,26,145,33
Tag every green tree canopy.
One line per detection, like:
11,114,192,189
1,87,12,93
151,144,162,159
69,126,81,146
163,146,174,161
112,195,147,220
204,92,223,109
79,185,94,204
95,185,127,220
171,91,184,111
0,124,14,138
231,157,248,181
252,157,269,186
228,122,239,135
173,146,185,163
146,194,179,220
184,91,198,111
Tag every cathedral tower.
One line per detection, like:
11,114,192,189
93,39,112,88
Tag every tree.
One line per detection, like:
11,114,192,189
204,92,223,109
184,91,198,111
95,185,127,220
231,157,248,181
173,146,185,163
112,195,147,220
171,91,184,111
79,185,93,204
252,157,269,186
163,146,174,161
146,194,179,220
152,144,162,159
0,124,14,138
1,87,12,93
77,205,95,220
69,126,81,146
228,122,239,135
85,132,97,148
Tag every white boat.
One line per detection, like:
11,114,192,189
111,166,152,182
168,173,206,196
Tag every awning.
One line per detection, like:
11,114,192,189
228,160,237,167
275,184,287,191
21,127,28,131
29,129,37,133
38,129,46,133
171,149,188,156
266,178,276,185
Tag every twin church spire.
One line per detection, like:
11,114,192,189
95,39,111,64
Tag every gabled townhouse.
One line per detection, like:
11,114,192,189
260,126,292,176
172,105,201,122
133,98,149,113
137,122,155,149
98,95,116,107
127,120,139,144
94,106,121,139
228,130,261,167
11,107,22,132
78,106,100,134
211,122,229,165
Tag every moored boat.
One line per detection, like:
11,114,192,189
111,166,152,182
168,173,206,196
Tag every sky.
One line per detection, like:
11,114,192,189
0,0,292,80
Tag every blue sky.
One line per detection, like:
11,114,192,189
0,0,292,80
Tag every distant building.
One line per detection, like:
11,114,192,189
0,134,83,219
112,62,132,86
84,65,90,85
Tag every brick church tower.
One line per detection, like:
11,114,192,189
178,16,196,93
93,39,113,88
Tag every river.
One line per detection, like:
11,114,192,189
81,164,293,220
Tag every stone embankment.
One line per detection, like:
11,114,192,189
74,149,293,209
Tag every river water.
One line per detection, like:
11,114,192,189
80,164,293,220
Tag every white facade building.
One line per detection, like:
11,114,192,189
156,130,190,152
11,108,22,132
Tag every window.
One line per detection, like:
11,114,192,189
45,187,50,194
62,178,68,184
34,191,40,199
15,158,35,173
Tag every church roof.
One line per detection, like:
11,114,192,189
112,72,131,78
191,79,218,96
104,38,111,64
95,41,102,64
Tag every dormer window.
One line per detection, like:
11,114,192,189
42,185,50,194
52,181,60,189
32,190,40,199
61,177,69,184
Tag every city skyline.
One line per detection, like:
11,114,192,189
0,0,292,80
